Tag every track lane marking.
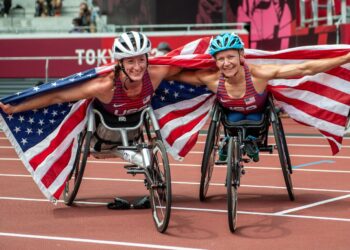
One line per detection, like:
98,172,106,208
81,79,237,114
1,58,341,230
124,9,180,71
1,197,350,223
0,232,205,250
292,160,335,169
1,174,350,193
274,194,350,215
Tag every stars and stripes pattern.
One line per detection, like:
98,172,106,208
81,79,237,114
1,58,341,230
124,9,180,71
244,45,350,154
1,38,350,202
152,80,215,160
0,100,91,202
151,41,350,155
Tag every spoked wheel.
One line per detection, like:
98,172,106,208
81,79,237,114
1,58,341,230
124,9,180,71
271,108,295,201
199,120,221,201
63,130,91,206
226,137,240,233
148,140,172,233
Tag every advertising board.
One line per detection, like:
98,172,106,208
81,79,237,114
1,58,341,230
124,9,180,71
0,31,249,78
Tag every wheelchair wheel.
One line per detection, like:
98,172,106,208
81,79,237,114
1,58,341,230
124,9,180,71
226,137,239,233
277,114,292,173
199,120,221,201
148,140,172,233
63,130,91,206
271,110,295,201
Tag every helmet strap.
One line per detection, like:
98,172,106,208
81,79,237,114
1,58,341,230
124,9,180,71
238,50,245,65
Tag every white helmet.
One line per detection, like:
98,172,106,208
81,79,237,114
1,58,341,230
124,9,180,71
113,31,152,60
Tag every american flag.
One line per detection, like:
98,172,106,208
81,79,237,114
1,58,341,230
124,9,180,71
152,81,215,160
0,65,114,202
244,45,350,154
1,38,350,201
151,41,350,155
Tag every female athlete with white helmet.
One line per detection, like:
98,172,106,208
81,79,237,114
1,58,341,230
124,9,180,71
0,31,181,209
0,31,180,115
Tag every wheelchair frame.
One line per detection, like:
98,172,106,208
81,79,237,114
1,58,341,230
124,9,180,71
63,104,172,233
199,95,294,232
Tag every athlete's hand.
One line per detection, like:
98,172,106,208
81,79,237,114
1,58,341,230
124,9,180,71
0,102,15,115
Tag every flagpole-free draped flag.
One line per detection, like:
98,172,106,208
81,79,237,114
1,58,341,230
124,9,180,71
151,43,350,155
1,38,350,201
244,45,350,154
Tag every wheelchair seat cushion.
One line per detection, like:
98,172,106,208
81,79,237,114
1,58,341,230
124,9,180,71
222,112,266,128
93,100,143,128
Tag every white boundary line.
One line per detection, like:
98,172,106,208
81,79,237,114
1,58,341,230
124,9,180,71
2,174,350,194
0,232,205,250
274,194,350,215
1,196,350,223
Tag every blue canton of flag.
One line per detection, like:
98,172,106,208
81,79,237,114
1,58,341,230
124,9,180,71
0,68,99,105
152,80,212,109
1,103,73,152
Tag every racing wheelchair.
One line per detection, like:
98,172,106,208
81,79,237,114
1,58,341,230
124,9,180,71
63,101,172,233
199,94,294,232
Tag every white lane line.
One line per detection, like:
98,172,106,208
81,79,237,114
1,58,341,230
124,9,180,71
2,174,350,194
185,152,350,159
0,232,205,250
274,194,350,215
1,197,350,223
171,207,350,222
197,134,350,139
1,159,350,174
1,153,350,166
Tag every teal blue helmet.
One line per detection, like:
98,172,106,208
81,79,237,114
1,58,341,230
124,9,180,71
209,33,244,56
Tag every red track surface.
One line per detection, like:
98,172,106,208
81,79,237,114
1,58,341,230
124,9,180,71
1,118,350,250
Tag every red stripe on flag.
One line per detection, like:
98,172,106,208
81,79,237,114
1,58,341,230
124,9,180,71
178,132,199,158
53,183,66,200
41,140,74,188
326,66,350,83
149,56,215,69
193,37,211,54
166,112,207,146
273,80,350,106
157,95,212,128
271,90,347,127
247,49,350,60
29,101,88,170
321,130,343,155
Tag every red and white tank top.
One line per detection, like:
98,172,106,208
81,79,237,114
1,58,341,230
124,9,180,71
100,71,154,116
217,64,267,114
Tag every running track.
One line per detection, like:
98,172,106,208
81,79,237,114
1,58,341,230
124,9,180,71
1,118,350,250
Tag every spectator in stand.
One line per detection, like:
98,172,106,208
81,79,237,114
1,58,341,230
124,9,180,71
35,0,49,17
79,1,91,32
150,42,172,57
45,0,53,16
89,0,100,33
1,0,12,17
69,17,85,33
157,42,172,55
51,0,62,16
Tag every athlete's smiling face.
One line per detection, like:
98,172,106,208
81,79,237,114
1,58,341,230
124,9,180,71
214,49,243,77
122,54,147,81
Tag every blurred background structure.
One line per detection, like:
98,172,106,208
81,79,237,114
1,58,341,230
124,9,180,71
1,0,350,99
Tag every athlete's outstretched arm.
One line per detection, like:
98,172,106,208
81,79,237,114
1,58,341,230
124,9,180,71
166,68,218,87
251,52,350,80
0,71,114,115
